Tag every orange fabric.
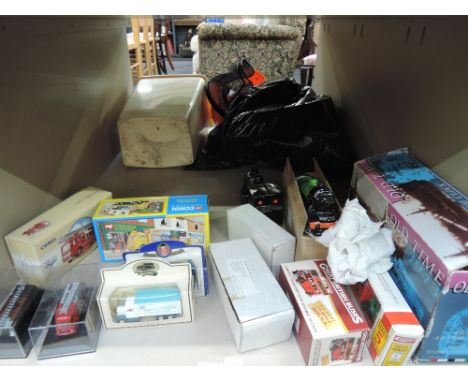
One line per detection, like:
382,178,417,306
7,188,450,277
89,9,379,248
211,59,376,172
248,70,266,86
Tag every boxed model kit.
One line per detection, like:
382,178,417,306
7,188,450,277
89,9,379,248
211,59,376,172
123,240,208,297
279,259,370,366
349,272,424,365
93,194,209,262
98,258,194,329
209,239,295,353
5,187,112,286
351,148,468,362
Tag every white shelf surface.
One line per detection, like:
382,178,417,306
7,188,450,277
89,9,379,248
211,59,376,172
0,207,373,366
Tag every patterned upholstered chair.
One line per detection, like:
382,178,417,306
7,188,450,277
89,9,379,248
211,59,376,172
196,22,303,81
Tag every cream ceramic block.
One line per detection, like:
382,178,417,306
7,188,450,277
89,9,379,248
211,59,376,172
118,76,205,168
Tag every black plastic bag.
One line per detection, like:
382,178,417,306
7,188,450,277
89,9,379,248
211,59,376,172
188,79,353,175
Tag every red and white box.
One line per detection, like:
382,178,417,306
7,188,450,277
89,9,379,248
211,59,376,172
279,259,370,366
348,272,424,366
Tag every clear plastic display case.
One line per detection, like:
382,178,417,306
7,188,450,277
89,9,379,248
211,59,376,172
0,268,44,359
28,263,101,359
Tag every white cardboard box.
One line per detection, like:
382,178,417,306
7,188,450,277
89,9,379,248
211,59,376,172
209,239,295,353
227,204,296,279
5,187,112,286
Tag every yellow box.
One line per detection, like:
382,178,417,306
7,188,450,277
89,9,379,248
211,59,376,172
92,195,210,263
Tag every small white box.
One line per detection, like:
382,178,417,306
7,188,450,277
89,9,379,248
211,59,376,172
209,238,295,353
227,204,295,279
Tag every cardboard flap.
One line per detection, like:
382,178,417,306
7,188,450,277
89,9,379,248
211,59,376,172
283,158,309,237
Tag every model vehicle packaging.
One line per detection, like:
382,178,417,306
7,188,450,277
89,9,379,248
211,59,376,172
118,75,206,168
0,267,44,359
279,259,370,366
240,167,284,224
348,272,424,365
93,194,209,264
227,204,295,279
283,158,340,261
28,263,102,359
123,240,208,297
351,148,468,362
209,239,295,353
5,187,112,287
98,258,193,329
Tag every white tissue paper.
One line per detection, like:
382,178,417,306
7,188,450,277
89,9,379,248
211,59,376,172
316,198,395,284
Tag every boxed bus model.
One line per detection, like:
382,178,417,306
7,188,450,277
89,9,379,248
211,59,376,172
5,187,112,286
349,272,424,365
351,148,468,362
279,259,370,366
92,195,209,262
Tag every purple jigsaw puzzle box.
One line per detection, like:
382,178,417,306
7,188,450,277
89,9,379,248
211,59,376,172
350,148,468,363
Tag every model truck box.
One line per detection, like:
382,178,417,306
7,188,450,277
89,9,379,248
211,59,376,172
5,188,112,287
227,204,296,279
349,272,424,365
209,239,295,353
92,195,209,263
279,259,370,366
98,259,194,329
350,148,468,362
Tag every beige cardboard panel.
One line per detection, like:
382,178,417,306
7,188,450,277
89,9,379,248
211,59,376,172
0,17,132,268
0,169,60,268
314,16,468,193
283,159,329,261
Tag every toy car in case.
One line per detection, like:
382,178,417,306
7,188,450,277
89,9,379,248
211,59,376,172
28,264,102,360
98,259,194,329
115,286,182,323
53,282,86,336
0,281,44,359
241,167,284,224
